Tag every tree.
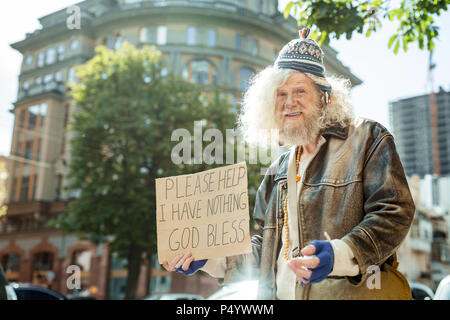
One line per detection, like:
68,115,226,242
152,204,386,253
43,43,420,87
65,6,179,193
283,0,450,53
54,42,260,299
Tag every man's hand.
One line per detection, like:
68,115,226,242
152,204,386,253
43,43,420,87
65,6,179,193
287,240,334,285
162,252,207,276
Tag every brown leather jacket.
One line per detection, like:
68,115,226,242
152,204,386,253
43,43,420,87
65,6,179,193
224,118,415,299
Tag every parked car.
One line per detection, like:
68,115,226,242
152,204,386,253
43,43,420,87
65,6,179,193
434,275,450,300
208,280,258,300
0,266,17,300
409,282,434,300
12,283,67,300
143,293,205,300
66,293,96,300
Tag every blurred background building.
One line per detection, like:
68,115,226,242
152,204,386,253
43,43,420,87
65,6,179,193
390,88,450,178
392,84,450,290
0,0,361,299
398,175,450,290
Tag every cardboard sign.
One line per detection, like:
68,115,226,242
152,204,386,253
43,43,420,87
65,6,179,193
155,162,252,263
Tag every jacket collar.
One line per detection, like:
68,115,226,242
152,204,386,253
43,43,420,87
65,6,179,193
321,123,349,140
273,123,349,182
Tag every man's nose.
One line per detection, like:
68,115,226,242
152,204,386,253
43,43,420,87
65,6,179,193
284,94,293,108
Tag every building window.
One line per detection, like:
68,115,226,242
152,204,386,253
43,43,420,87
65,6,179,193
182,59,218,86
32,252,54,287
156,26,167,45
57,44,65,61
28,105,39,129
28,103,47,129
1,254,20,281
235,34,243,51
233,66,254,91
33,252,53,271
114,33,123,50
1,254,20,272
19,176,29,201
24,141,33,160
250,38,258,56
25,55,33,65
35,77,42,85
187,26,196,46
22,165,31,176
55,71,62,82
68,68,76,83
139,27,148,43
37,52,45,67
70,39,80,50
43,73,53,83
22,81,30,90
207,28,216,47
255,0,263,13
46,48,56,65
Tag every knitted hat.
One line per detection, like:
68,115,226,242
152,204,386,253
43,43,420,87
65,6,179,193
275,27,332,104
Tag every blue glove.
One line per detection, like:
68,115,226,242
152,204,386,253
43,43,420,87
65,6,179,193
303,240,334,284
175,259,207,276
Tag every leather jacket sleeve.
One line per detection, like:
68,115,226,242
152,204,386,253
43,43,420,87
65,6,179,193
342,133,415,284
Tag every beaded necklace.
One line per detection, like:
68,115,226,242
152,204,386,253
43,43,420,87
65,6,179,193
283,145,303,261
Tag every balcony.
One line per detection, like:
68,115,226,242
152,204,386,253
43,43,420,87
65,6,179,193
17,80,66,102
6,201,50,217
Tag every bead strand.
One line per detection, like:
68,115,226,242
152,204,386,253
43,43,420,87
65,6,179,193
283,146,303,261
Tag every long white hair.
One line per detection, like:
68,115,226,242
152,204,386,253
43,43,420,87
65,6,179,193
237,66,354,146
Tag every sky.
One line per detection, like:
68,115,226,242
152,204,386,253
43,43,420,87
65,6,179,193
1,1,450,156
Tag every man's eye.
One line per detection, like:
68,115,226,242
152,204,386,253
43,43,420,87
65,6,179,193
296,89,305,94
278,92,286,96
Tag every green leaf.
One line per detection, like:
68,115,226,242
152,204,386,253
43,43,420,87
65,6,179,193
388,34,398,48
402,37,408,52
284,2,294,19
393,39,400,54
318,30,328,45
388,10,396,21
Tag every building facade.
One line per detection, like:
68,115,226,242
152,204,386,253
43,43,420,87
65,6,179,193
389,87,450,178
1,0,361,299
397,176,450,290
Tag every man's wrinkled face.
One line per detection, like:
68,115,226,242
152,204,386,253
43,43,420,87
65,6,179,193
275,71,323,146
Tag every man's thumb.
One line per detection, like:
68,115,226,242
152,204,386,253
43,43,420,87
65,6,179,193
300,244,316,256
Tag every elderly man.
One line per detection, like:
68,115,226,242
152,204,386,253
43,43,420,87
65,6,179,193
163,28,415,300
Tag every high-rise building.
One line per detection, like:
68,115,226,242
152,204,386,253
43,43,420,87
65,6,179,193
1,0,361,299
389,87,450,178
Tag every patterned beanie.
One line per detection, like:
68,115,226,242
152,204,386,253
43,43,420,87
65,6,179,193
275,27,332,104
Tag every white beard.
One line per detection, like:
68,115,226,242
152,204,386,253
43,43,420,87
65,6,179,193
278,103,323,147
